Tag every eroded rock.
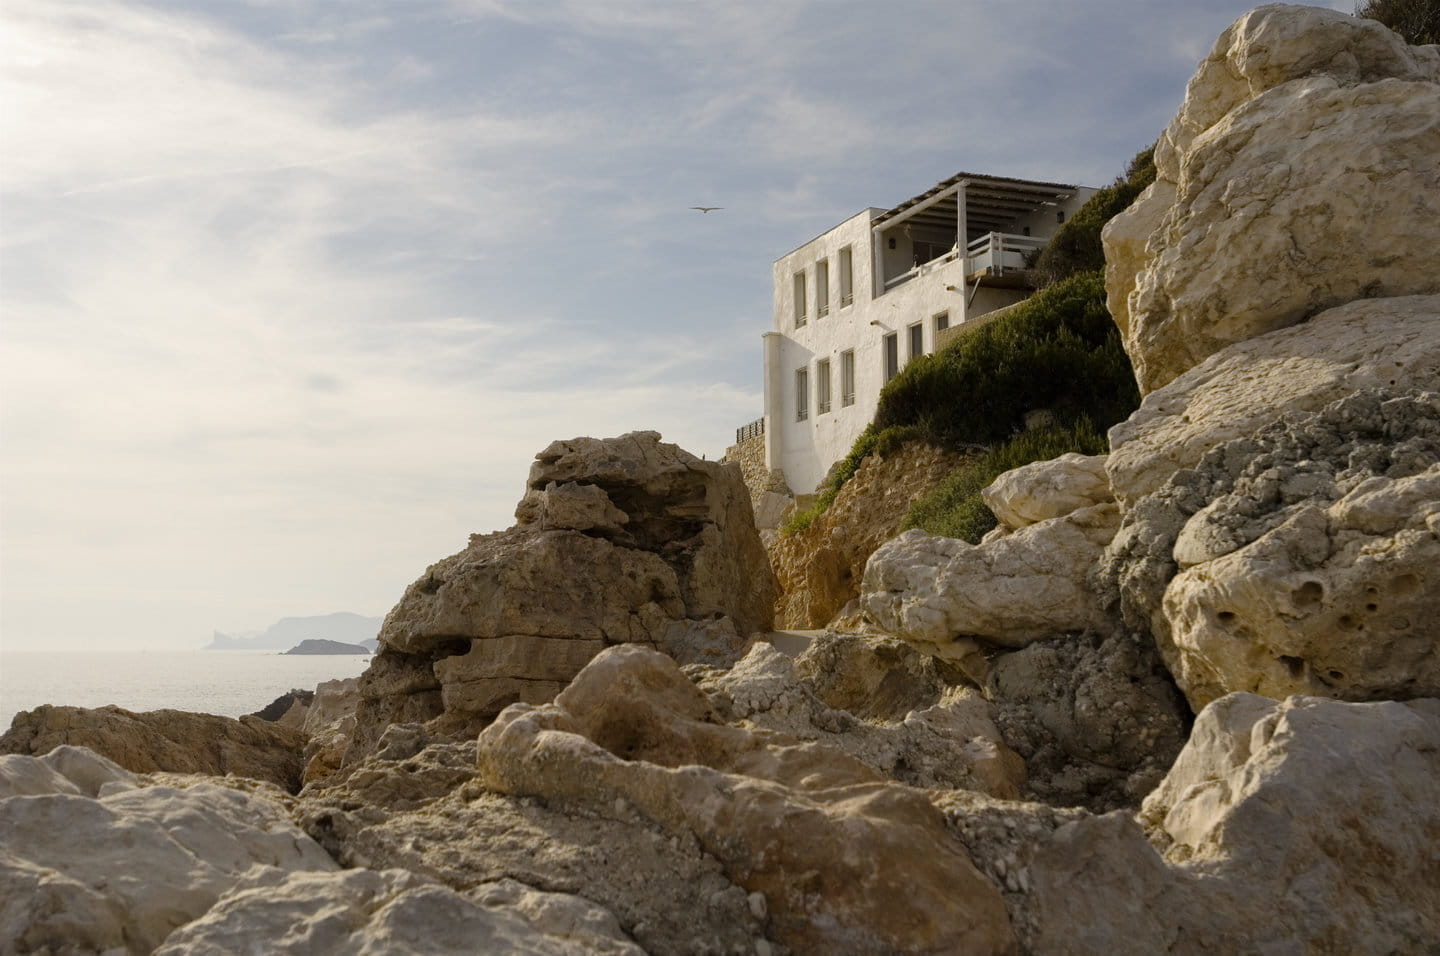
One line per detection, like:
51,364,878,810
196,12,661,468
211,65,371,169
983,453,1113,531
1104,4,1440,392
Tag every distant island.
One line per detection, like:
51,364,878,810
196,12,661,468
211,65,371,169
204,612,381,651
282,639,371,656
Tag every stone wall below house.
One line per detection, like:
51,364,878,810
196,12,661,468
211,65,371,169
722,433,793,533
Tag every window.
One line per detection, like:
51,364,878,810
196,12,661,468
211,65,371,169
934,311,950,335
1057,210,1066,224
795,367,809,421
840,350,855,406
815,259,830,317
816,358,832,414
883,333,899,383
838,246,854,306
793,272,807,327
909,322,924,360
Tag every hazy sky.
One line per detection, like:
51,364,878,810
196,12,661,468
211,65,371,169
1,0,1350,650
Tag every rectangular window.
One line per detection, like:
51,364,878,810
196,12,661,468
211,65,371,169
883,333,899,383
815,259,830,317
934,310,950,333
795,366,809,421
816,358,832,414
793,272,807,327
838,246,854,306
909,322,924,360
840,349,855,406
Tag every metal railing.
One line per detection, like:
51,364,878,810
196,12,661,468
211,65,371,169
735,417,765,444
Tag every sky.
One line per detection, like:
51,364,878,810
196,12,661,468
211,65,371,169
0,0,1352,651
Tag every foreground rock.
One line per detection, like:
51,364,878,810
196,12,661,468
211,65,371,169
769,441,967,628
347,431,777,762
1102,389,1440,710
0,704,309,791
477,644,1016,953
1104,4,1440,392
0,746,336,954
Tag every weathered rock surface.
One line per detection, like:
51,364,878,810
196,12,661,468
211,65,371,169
1106,295,1440,506
154,869,643,955
477,644,1016,954
348,430,777,761
696,638,1026,796
0,747,336,955
1104,4,1440,392
0,704,309,792
1102,389,1440,710
983,453,1113,530
987,632,1189,811
1022,694,1440,953
861,504,1120,655
769,441,966,628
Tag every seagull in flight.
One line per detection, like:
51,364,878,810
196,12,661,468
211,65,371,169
690,206,723,213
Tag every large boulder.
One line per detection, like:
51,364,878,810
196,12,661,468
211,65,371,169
769,440,966,628
1101,389,1440,711
1104,4,1440,392
347,431,776,761
1106,295,1440,506
860,504,1121,656
982,453,1113,531
0,747,336,954
0,704,309,792
476,644,1016,954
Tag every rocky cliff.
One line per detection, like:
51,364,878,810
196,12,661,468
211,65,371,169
3,7,1438,953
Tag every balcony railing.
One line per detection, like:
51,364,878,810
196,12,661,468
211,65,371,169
880,232,1046,293
735,417,765,444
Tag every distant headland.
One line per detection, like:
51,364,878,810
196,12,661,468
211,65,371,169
203,612,381,652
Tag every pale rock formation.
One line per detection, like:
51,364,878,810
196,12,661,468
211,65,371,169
0,704,309,792
982,453,1112,530
0,747,336,955
1102,389,1440,710
1104,4,1440,392
1106,295,1440,506
769,441,966,628
695,639,1026,796
986,632,1188,811
299,677,360,785
1026,695,1440,953
476,644,1015,954
348,431,776,761
154,869,642,955
861,504,1120,655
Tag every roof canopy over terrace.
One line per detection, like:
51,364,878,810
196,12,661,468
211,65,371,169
871,171,1082,236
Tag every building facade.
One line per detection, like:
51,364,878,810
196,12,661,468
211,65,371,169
752,171,1095,499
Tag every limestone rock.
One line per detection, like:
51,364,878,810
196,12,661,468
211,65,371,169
1101,389,1440,710
982,453,1113,530
154,869,642,955
861,504,1120,655
769,441,967,628
1104,4,1440,392
986,632,1188,812
351,431,775,760
476,644,1015,954
0,747,335,955
696,638,1026,796
1106,295,1440,506
0,704,309,792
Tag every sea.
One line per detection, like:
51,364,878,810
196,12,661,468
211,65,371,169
0,650,373,732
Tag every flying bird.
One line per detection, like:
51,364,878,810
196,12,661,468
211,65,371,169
690,206,723,213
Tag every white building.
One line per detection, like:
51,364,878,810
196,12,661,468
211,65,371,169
748,171,1096,500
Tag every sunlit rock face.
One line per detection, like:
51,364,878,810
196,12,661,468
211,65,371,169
1104,4,1440,393
346,430,777,762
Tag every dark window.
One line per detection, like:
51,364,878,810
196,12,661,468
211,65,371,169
883,333,899,383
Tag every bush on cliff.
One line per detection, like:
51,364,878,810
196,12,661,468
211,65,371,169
903,420,1107,543
1356,0,1440,44
1029,145,1156,288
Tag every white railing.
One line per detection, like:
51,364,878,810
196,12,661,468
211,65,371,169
966,232,1046,274
882,248,961,291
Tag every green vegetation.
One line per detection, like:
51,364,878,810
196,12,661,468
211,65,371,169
903,421,1107,543
1030,146,1156,288
1356,0,1439,44
781,424,922,533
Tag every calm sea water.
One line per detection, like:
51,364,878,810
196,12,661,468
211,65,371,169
0,650,372,732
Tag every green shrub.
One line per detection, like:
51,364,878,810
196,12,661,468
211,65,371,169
872,270,1138,448
1030,145,1156,288
1356,0,1439,44
904,421,1108,543
780,424,922,533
